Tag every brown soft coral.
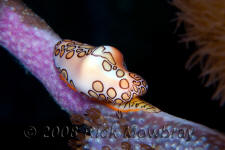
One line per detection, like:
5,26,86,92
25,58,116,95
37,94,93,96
172,0,225,105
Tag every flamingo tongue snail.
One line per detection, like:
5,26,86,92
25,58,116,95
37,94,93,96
53,39,160,113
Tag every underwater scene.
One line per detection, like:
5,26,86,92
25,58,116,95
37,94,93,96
0,0,225,150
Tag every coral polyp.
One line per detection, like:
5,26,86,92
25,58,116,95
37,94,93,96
172,0,225,105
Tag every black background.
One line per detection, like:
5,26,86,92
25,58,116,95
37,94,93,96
0,0,224,149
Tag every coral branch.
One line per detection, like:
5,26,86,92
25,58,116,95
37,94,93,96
0,0,225,149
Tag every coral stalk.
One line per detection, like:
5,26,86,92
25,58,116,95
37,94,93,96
0,0,225,149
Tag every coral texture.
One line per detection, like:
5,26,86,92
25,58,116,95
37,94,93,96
0,0,225,149
172,0,225,105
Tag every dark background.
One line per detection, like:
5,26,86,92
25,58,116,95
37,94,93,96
0,0,224,149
